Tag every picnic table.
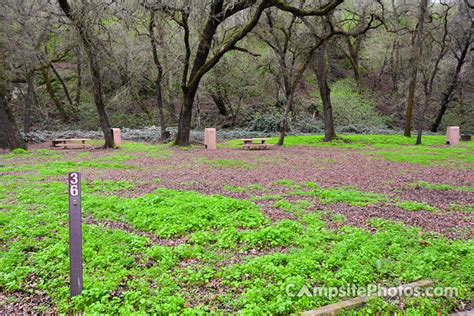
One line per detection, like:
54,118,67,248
240,138,271,150
52,138,91,149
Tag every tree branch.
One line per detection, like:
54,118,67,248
272,0,344,16
232,46,261,57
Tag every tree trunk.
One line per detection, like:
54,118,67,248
431,33,471,132
41,67,69,122
58,0,113,148
0,93,27,150
210,93,228,116
277,92,294,146
416,129,422,145
149,10,168,142
0,23,25,149
315,42,336,142
390,39,400,92
156,79,167,141
346,37,361,84
88,53,113,148
23,71,35,133
0,25,25,150
175,88,197,146
50,63,73,107
195,94,201,130
351,59,360,84
404,0,427,137
75,48,82,107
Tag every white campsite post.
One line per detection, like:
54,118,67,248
110,128,122,148
446,126,460,145
204,128,217,150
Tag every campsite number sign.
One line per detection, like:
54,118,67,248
68,172,83,297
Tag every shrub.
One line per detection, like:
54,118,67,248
312,78,386,128
246,112,282,133
12,148,28,155
291,115,323,133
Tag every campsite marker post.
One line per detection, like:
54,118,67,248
68,172,83,297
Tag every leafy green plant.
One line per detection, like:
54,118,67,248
411,181,474,192
12,148,28,155
273,199,311,215
223,185,246,193
1,138,472,314
295,186,386,206
311,79,386,128
395,201,436,212
447,204,474,213
272,179,299,188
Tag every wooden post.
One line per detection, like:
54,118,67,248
68,172,83,297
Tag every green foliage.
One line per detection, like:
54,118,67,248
84,180,135,194
223,184,266,193
441,100,474,133
411,181,474,192
120,142,171,158
219,219,473,314
448,204,474,213
12,148,28,155
291,115,323,133
273,199,311,215
223,185,246,193
294,185,387,207
226,134,445,149
246,112,282,133
375,145,473,167
85,189,268,238
395,201,436,212
224,134,473,167
271,179,299,188
1,140,473,313
241,220,303,248
311,79,386,128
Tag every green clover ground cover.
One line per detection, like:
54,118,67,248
2,182,472,313
1,144,473,314
411,181,474,192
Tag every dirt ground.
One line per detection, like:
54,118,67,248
29,144,473,239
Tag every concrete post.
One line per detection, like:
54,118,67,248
204,128,217,150
446,126,460,145
110,128,122,147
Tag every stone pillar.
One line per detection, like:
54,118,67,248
110,128,122,147
204,128,217,150
446,126,460,145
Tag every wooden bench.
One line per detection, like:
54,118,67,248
240,138,271,150
52,138,91,149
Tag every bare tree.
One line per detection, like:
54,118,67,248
315,35,337,141
0,25,26,150
415,2,451,144
150,0,344,146
256,9,306,145
305,3,381,142
404,0,428,137
148,9,168,142
58,0,114,148
431,1,473,132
